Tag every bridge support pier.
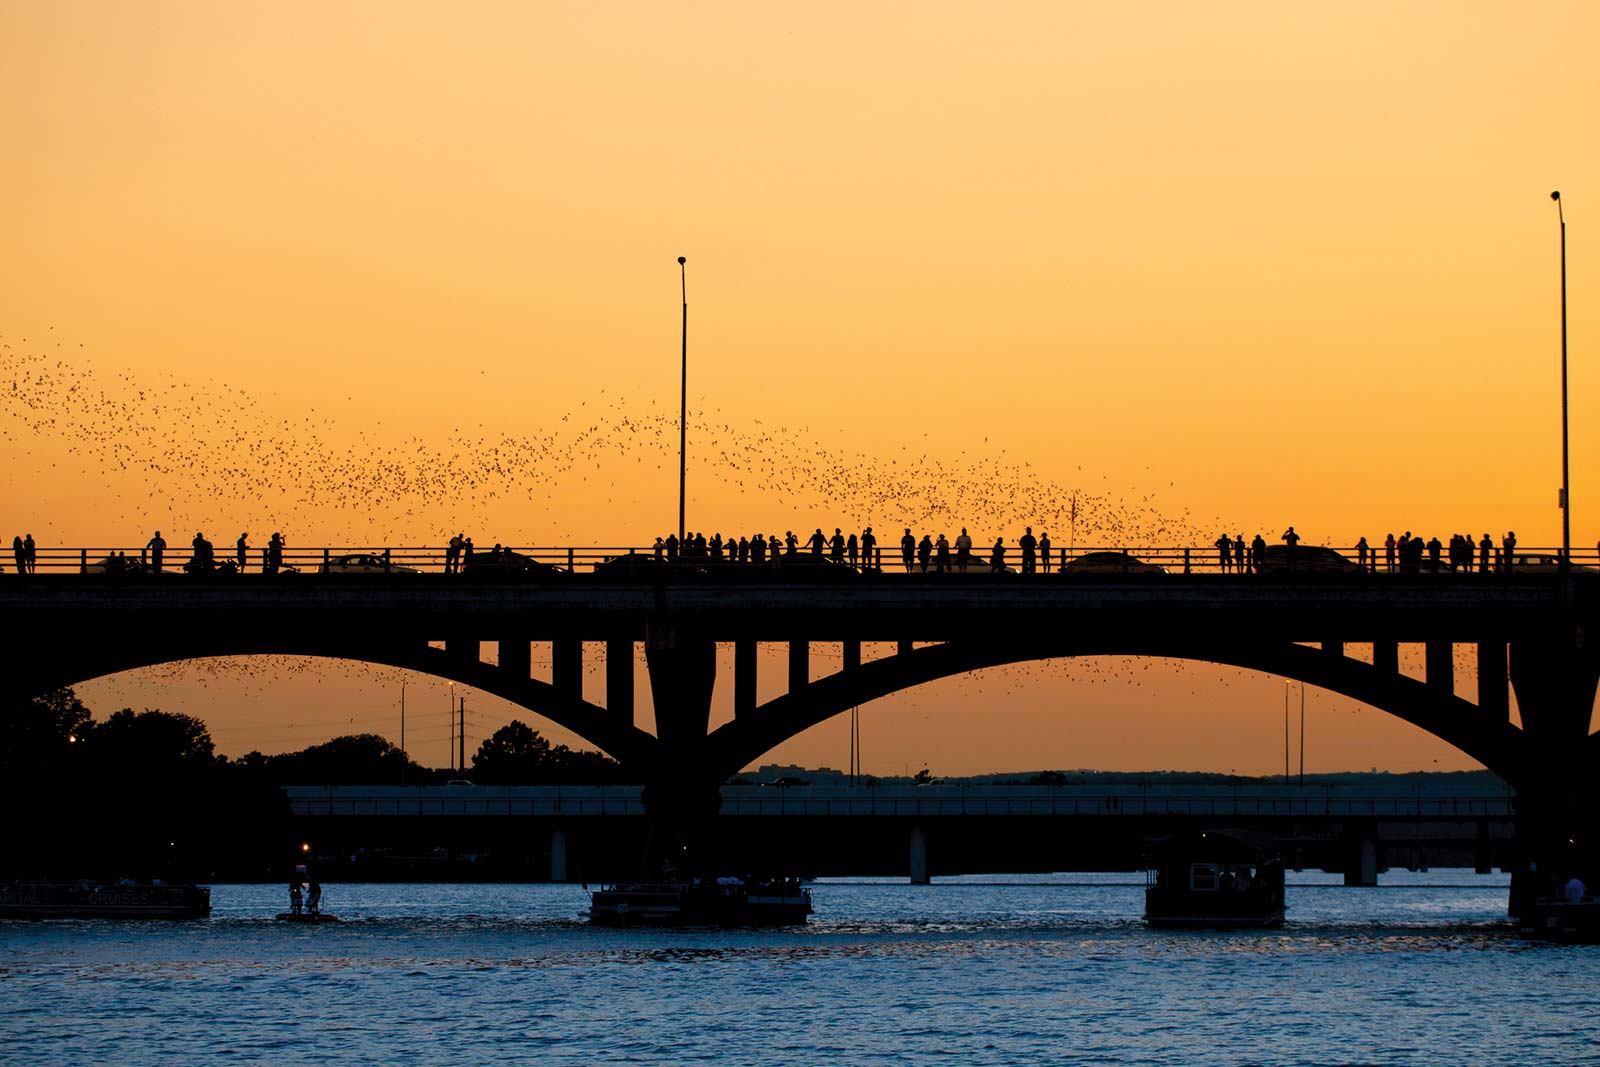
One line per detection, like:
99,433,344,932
909,824,930,885
1343,825,1379,887
549,827,568,883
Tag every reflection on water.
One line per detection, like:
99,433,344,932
3,874,1596,1067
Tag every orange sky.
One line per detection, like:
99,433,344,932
3,2,1597,775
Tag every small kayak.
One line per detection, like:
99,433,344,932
275,912,340,923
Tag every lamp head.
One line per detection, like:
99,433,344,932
1551,191,1561,201
677,256,686,265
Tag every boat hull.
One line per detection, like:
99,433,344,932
589,883,813,926
1517,899,1600,943
0,883,211,920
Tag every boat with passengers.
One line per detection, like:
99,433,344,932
1144,829,1286,929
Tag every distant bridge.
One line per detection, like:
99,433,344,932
280,783,1518,885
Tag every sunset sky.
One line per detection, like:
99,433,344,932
3,2,1596,775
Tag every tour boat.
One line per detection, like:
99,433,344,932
1144,829,1286,929
0,881,211,920
588,877,813,926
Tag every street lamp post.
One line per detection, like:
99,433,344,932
678,256,687,546
1553,191,1570,564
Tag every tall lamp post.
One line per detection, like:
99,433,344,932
1552,192,1570,565
678,256,688,546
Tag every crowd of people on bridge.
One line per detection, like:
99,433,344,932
1,526,1586,576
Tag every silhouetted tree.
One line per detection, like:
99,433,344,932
0,688,92,780
255,733,428,785
470,720,627,784
90,708,215,780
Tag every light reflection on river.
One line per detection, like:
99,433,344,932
3,872,1597,1066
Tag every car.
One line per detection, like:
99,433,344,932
1256,545,1361,574
766,776,811,788
319,553,418,575
593,552,675,574
1509,553,1597,574
1063,551,1167,575
460,546,564,579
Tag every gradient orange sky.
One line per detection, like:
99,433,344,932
3,2,1596,775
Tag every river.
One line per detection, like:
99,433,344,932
3,872,1596,1066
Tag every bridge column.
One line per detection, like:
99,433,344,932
499,637,531,681
1343,824,1379,887
1372,639,1398,677
734,638,757,719
1425,641,1453,694
788,641,809,695
897,639,913,658
1508,628,1599,911
644,624,717,755
842,640,861,673
553,639,582,701
1323,640,1344,659
445,638,479,670
606,638,633,725
909,823,930,885
549,827,569,882
1477,642,1508,721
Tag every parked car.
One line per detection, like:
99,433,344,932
1509,553,1598,574
320,553,418,575
1063,551,1167,575
1256,545,1361,574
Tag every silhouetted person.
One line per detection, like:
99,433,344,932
829,528,845,562
1216,533,1233,573
1019,527,1037,574
1251,534,1266,573
1426,535,1442,573
1385,533,1397,573
846,532,858,568
1039,532,1052,573
308,879,322,915
901,529,915,571
694,532,707,557
653,536,665,561
145,530,167,572
709,533,723,561
237,533,249,573
809,528,826,557
447,533,463,573
955,528,972,568
22,534,35,573
785,530,798,554
1280,527,1299,571
664,534,679,560
289,880,303,916
1356,537,1369,571
1479,534,1492,574
11,535,22,574
935,533,950,572
751,533,766,564
861,527,876,570
737,536,750,563
917,534,933,572
991,537,1007,572
266,532,284,574
1503,531,1516,572
1234,535,1246,575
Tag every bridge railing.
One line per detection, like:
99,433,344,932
281,784,1516,819
8,542,1597,577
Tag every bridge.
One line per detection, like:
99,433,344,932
3,544,1597,895
279,783,1518,885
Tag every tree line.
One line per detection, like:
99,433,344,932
1,688,630,787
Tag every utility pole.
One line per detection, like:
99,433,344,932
458,696,466,777
1299,685,1305,787
400,681,406,786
